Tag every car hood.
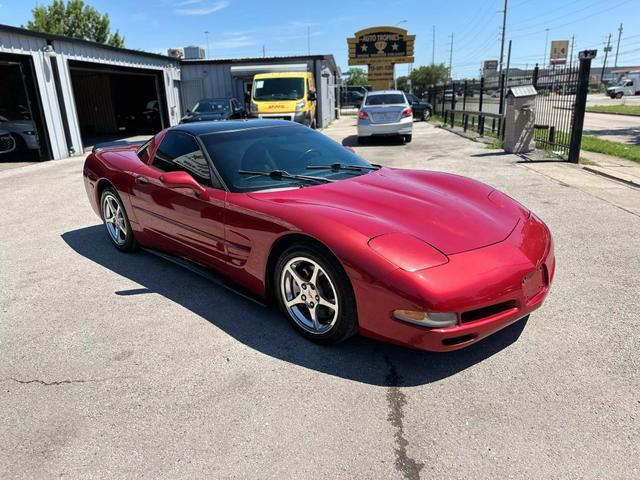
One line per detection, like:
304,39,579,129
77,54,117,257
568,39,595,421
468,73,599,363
249,168,524,255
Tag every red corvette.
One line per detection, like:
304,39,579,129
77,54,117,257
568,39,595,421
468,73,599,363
83,120,554,352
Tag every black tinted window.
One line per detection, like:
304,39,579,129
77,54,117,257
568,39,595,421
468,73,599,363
365,94,406,105
152,131,213,187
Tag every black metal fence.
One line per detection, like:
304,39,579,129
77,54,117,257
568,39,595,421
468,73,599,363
422,51,595,162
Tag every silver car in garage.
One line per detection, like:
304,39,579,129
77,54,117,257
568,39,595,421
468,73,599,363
357,90,413,144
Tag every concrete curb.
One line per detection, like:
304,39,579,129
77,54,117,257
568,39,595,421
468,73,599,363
582,165,640,189
585,109,640,118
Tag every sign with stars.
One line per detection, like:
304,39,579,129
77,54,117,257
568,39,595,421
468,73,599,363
347,26,415,89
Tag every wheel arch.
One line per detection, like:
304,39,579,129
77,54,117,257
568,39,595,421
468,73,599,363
264,232,352,305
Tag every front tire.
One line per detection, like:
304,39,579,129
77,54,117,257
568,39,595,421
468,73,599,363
275,243,358,344
100,186,137,252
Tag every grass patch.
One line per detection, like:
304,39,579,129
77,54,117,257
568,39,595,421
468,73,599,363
581,136,640,163
486,139,504,149
579,156,600,166
586,105,640,116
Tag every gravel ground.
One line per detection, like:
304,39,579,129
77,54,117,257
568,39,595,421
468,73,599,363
1,118,638,479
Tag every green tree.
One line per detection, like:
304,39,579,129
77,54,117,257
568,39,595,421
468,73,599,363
396,75,410,92
25,0,125,48
409,64,449,91
344,68,368,86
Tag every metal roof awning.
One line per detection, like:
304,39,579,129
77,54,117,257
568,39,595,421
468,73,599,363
230,63,307,76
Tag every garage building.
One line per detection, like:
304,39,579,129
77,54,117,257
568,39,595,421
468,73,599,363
0,24,181,160
180,55,340,129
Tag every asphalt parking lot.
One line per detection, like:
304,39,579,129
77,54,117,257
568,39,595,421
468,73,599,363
1,118,639,479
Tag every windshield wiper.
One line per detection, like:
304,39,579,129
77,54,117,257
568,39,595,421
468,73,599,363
238,169,334,185
306,162,381,172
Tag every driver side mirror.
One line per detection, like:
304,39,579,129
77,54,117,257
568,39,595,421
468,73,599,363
160,171,206,196
308,91,317,101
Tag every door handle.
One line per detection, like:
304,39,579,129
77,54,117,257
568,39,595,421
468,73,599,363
135,176,149,185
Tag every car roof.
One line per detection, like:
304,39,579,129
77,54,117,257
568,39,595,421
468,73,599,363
171,119,301,136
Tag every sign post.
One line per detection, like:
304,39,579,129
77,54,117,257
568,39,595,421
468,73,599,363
347,26,415,90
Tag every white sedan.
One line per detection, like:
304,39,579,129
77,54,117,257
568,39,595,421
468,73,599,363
357,90,413,144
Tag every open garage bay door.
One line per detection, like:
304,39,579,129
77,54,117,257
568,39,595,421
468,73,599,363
0,53,52,161
69,61,169,151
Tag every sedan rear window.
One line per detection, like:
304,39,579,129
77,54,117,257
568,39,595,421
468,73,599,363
365,94,406,105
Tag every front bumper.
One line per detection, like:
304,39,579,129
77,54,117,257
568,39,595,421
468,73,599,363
254,111,309,124
357,116,413,137
352,214,555,352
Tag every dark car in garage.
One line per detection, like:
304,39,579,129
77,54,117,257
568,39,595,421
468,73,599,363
180,98,246,124
404,92,432,121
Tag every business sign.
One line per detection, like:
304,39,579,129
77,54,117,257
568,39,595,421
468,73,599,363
347,26,415,89
550,40,569,65
483,60,498,72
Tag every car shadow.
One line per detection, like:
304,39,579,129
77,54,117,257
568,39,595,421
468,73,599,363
61,225,529,387
341,135,406,148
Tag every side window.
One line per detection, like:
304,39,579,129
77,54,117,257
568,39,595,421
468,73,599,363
152,131,214,187
626,81,633,87
136,140,152,163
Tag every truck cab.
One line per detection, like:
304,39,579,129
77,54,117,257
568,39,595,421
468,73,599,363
249,72,317,128
607,73,640,99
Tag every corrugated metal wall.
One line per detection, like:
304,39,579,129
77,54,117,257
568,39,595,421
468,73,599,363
0,27,181,160
180,58,339,128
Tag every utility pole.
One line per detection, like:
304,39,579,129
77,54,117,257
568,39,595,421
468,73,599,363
498,0,508,73
262,45,266,58
307,26,311,55
542,28,550,68
614,23,623,67
570,35,575,67
204,31,210,59
601,33,612,84
448,33,454,80
432,26,436,65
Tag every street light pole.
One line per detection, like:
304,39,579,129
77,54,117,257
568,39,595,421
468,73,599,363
448,33,454,81
542,28,550,68
432,25,435,65
204,31,210,59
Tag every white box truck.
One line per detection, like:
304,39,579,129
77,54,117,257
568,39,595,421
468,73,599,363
607,72,640,99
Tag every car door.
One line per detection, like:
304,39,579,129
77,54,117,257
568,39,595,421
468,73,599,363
130,130,228,271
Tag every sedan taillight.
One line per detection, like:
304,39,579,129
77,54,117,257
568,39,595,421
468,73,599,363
401,107,413,118
358,110,369,120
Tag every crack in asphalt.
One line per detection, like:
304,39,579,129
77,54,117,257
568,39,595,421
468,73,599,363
2,376,131,386
384,355,425,480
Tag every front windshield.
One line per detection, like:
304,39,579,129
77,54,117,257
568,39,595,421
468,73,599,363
192,99,229,113
200,125,374,192
365,94,406,105
253,78,305,101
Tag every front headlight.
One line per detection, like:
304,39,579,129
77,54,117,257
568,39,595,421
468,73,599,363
295,101,305,111
368,233,448,271
393,310,458,328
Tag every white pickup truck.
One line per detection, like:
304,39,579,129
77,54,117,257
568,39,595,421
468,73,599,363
607,72,640,99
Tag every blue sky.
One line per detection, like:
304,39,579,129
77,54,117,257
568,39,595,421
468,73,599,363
2,0,640,77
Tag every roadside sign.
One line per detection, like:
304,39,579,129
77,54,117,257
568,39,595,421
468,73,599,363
550,40,569,65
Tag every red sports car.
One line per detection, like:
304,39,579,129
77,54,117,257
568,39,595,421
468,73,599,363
83,120,554,352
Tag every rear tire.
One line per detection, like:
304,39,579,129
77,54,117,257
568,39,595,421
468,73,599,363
274,243,358,345
616,92,624,99
100,186,138,252
404,134,412,143
357,136,369,145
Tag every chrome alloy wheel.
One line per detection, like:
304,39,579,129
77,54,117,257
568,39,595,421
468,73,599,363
280,256,339,334
102,193,127,246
